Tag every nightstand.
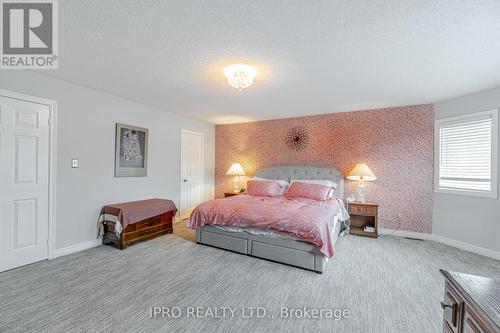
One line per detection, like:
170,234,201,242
224,192,240,198
347,202,378,238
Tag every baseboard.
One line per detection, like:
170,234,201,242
52,229,500,261
379,228,500,260
379,228,434,241
430,234,500,261
54,238,101,258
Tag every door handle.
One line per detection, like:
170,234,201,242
183,179,188,182
441,301,459,327
440,302,452,309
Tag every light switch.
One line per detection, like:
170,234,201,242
71,159,79,168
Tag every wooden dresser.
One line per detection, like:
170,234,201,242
440,269,500,333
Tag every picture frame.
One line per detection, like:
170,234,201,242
115,123,149,177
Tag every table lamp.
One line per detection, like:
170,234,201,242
226,163,246,193
346,163,377,203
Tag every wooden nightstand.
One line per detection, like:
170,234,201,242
347,202,378,238
224,192,240,198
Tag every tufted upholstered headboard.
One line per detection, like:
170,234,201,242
255,165,344,199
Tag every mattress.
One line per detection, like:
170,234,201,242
188,194,348,257
212,209,344,247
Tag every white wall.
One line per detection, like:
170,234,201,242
0,71,215,250
433,86,500,253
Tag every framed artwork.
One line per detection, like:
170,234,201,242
115,123,149,177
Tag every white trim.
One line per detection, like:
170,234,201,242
54,239,101,258
379,228,500,260
179,129,205,220
434,109,498,199
431,234,500,261
435,188,498,198
379,228,434,240
0,89,58,260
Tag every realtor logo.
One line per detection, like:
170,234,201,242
1,0,58,69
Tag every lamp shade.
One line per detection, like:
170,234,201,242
226,163,246,176
346,163,377,181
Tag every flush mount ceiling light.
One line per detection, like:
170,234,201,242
223,64,257,90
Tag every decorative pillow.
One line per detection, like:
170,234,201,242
285,182,333,201
253,177,289,191
290,179,337,198
246,180,287,197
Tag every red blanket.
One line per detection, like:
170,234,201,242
100,198,177,230
187,195,344,257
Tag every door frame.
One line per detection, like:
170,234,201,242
0,88,58,260
179,128,204,221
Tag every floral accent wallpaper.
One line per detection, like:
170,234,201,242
215,104,434,233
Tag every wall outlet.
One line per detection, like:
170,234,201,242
71,159,79,168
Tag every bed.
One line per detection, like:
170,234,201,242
188,165,346,273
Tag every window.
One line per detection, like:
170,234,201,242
435,109,498,198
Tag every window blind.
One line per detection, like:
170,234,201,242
438,116,492,192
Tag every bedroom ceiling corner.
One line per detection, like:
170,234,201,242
39,0,500,124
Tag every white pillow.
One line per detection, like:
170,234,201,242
253,177,289,191
290,179,337,198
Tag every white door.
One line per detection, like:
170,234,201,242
180,129,204,220
0,96,50,272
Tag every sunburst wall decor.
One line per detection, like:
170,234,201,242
286,127,310,151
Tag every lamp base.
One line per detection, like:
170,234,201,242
356,183,367,203
232,176,240,193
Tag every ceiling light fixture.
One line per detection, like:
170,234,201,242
223,64,257,91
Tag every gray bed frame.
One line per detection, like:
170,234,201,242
195,165,344,273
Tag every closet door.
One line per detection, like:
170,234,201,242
180,129,204,220
0,96,50,272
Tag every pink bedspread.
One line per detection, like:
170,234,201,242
187,195,343,257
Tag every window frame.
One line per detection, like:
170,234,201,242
434,109,498,198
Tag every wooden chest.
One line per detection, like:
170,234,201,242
102,211,174,249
